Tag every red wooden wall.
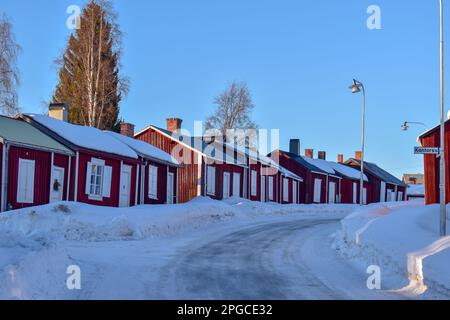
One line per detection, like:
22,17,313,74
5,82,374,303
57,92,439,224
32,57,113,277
135,128,200,203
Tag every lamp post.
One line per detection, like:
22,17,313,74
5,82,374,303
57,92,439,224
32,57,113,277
349,79,366,206
400,122,428,131
439,0,447,237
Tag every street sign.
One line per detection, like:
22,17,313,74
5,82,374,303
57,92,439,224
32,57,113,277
414,147,440,155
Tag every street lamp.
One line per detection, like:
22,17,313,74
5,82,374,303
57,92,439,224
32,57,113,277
349,79,366,206
400,121,428,131
439,0,447,237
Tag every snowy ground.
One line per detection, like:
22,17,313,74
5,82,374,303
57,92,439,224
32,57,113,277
0,198,448,300
333,200,450,299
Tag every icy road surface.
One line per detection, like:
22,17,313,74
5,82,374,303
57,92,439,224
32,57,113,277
66,216,405,300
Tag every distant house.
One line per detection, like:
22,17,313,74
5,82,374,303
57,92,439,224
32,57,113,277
402,173,424,185
20,105,142,208
345,153,408,203
0,115,74,211
407,184,425,201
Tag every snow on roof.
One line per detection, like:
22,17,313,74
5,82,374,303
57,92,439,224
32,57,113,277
0,116,74,155
407,184,425,196
24,114,138,159
279,167,303,181
104,131,179,166
302,157,336,175
328,162,369,182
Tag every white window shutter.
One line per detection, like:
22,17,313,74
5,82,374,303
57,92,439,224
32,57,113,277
314,179,322,203
17,159,35,204
148,166,158,199
85,162,92,195
27,160,35,203
283,178,289,202
102,166,112,198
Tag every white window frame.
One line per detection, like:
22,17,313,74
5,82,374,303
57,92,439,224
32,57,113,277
86,158,105,201
313,179,322,203
251,170,257,197
148,165,158,200
207,166,216,196
268,176,274,201
283,177,289,202
17,159,35,204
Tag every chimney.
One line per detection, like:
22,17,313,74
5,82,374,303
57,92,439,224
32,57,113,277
49,103,69,122
120,122,135,138
318,151,326,160
337,154,344,163
355,151,362,161
166,118,183,133
305,149,314,159
289,139,300,156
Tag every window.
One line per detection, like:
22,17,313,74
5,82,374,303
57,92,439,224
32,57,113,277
207,166,216,195
268,176,274,201
293,181,298,204
251,170,257,196
17,159,35,204
313,179,322,203
148,165,158,199
283,178,289,202
353,182,358,204
85,159,112,200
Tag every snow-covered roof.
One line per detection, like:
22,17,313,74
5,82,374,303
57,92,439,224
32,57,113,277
279,167,303,181
302,157,336,175
23,114,138,159
104,131,180,166
328,162,369,182
0,116,74,155
407,184,425,196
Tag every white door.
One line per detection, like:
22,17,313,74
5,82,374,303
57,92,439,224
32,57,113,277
232,172,240,198
313,179,322,203
293,181,298,204
328,182,336,204
380,181,386,202
167,172,175,204
353,182,358,204
50,166,64,203
223,172,231,199
119,165,132,207
261,176,266,202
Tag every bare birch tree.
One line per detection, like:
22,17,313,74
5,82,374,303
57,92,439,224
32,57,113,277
0,14,20,116
205,81,257,147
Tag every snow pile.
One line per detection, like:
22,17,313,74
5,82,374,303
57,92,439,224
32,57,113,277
0,198,238,245
333,200,450,297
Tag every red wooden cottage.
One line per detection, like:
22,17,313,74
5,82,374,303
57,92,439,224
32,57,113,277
105,129,181,204
270,141,337,204
329,155,370,204
19,109,142,208
418,121,450,204
0,115,74,211
236,145,303,204
135,118,302,204
135,119,248,203
345,153,407,203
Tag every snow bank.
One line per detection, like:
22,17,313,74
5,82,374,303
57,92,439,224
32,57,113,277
333,200,450,297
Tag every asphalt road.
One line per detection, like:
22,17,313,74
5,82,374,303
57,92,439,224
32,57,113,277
156,218,403,300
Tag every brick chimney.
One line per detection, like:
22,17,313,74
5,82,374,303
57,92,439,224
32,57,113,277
355,151,363,161
120,122,135,138
305,149,314,159
337,154,344,163
318,151,326,160
289,139,300,156
166,118,183,133
49,103,69,122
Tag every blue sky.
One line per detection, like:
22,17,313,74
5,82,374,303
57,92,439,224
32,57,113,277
1,0,446,178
